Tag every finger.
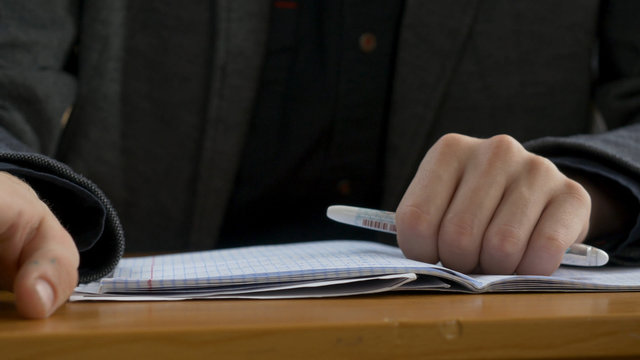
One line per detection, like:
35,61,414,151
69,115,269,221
13,214,79,319
437,136,523,273
396,134,474,264
516,181,590,275
0,173,43,289
479,158,553,274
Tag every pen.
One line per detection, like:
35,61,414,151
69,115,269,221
327,205,609,267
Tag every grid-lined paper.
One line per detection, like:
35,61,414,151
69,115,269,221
100,240,457,292
72,240,640,300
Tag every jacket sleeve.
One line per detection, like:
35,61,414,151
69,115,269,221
0,0,77,153
526,0,640,264
0,0,124,282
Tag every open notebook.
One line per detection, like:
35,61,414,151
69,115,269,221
72,240,640,301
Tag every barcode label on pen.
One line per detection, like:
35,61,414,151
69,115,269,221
361,219,397,233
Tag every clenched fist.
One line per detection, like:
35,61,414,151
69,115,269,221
396,134,591,275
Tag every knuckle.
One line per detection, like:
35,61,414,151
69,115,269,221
538,230,568,256
0,208,29,241
561,179,591,204
485,134,522,157
395,205,438,263
396,205,428,234
436,133,467,148
511,185,535,208
485,223,525,258
0,205,47,243
526,155,558,177
431,134,468,159
472,135,525,174
439,213,476,254
528,155,558,174
518,156,561,190
0,177,49,237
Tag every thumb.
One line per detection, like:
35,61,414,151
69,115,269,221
13,215,79,319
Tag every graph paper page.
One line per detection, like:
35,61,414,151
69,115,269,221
77,240,640,296
98,240,454,292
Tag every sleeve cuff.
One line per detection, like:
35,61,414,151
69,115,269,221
551,156,640,265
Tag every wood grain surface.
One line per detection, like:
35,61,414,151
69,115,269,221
1,291,639,359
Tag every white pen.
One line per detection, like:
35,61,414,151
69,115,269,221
327,205,609,267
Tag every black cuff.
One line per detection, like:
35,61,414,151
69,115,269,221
551,156,640,265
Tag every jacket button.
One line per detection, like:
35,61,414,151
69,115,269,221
359,33,377,53
336,179,352,196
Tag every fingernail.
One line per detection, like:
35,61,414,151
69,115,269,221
35,279,55,315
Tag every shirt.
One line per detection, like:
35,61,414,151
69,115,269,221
218,0,405,247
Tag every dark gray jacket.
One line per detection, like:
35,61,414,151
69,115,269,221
1,0,639,282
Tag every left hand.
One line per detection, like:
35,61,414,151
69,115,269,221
395,133,591,275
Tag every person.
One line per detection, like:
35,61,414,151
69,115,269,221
1,0,639,319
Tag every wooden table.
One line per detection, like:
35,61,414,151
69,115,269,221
1,291,639,359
